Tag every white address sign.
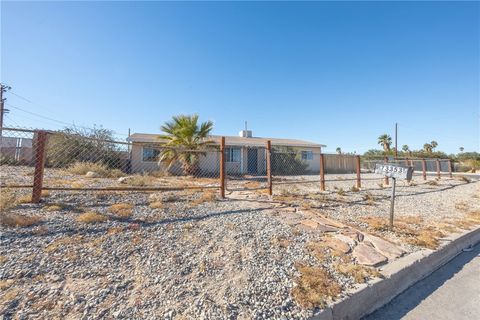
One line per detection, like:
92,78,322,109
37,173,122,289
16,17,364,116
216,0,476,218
375,163,413,180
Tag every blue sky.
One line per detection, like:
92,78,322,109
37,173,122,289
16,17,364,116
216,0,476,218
1,1,479,153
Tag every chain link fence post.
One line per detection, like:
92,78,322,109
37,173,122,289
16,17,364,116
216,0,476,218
32,130,48,203
384,156,389,186
422,158,427,180
448,159,453,178
320,153,325,191
266,140,272,196
220,136,225,198
436,159,441,179
356,155,361,189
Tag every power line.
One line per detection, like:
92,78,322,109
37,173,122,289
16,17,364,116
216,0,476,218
5,102,129,137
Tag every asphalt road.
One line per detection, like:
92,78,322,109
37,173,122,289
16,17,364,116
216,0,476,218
364,243,480,320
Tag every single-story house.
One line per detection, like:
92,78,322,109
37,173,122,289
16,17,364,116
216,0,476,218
126,130,326,175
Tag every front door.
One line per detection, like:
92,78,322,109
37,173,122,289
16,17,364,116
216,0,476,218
247,148,258,174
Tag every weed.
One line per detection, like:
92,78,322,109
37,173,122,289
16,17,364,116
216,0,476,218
334,263,381,283
336,188,346,196
107,226,125,234
149,201,164,209
17,195,32,204
44,203,67,212
108,203,134,218
406,229,442,249
0,213,42,228
0,189,18,211
292,263,342,308
350,186,360,192
244,181,262,189
67,161,124,178
427,180,438,186
125,175,157,186
76,212,108,223
190,190,217,206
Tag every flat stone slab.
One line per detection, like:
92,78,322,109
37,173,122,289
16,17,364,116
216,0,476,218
299,219,319,229
366,235,405,260
324,237,351,254
353,243,388,266
312,216,345,229
334,234,357,248
342,229,365,242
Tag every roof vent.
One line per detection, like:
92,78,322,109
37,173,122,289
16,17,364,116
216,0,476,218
239,130,252,138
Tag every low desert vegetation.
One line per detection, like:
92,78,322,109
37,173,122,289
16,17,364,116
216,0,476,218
124,175,157,186
292,263,342,308
108,203,134,218
191,190,217,206
76,211,108,223
149,201,164,209
350,185,360,192
333,262,381,284
0,213,42,228
66,161,124,178
0,189,18,211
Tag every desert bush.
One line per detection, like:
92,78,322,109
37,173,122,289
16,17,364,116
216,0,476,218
67,161,124,178
292,263,342,308
108,203,134,218
0,213,42,228
271,147,309,175
76,212,108,223
125,175,157,186
46,126,125,169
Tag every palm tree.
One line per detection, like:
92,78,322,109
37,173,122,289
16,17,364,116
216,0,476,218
377,134,392,152
423,143,433,153
459,147,464,153
430,141,438,152
336,147,342,154
157,114,214,176
402,145,409,153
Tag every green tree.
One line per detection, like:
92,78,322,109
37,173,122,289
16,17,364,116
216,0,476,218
158,114,214,176
377,134,392,152
423,143,433,153
402,145,409,153
336,147,342,154
430,141,438,152
459,147,464,153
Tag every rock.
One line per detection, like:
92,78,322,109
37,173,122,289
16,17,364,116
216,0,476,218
342,229,364,242
316,224,339,233
85,171,99,178
365,235,404,260
299,219,318,229
353,243,388,266
311,216,345,229
334,234,356,248
323,237,351,254
118,177,129,183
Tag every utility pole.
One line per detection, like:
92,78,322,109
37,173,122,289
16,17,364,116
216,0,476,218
0,84,11,136
394,122,398,159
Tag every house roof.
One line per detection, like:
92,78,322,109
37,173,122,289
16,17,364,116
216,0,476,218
127,133,326,148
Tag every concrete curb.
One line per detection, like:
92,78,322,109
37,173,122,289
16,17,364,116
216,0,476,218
311,227,480,320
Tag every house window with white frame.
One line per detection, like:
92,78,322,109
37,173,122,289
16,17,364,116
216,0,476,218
225,147,241,162
142,147,161,162
301,150,313,161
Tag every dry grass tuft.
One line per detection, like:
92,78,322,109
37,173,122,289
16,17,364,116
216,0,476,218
0,279,15,290
244,181,262,189
44,203,67,212
76,211,108,223
107,226,125,234
362,192,376,205
334,263,381,283
0,189,18,211
17,195,32,204
125,175,157,186
456,176,471,183
292,263,342,308
336,188,346,196
350,186,360,192
405,229,442,249
426,180,438,186
306,242,328,261
108,203,134,218
149,201,164,209
67,161,124,178
0,213,42,228
190,190,217,206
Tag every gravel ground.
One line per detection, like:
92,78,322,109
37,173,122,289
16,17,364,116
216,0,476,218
1,166,479,319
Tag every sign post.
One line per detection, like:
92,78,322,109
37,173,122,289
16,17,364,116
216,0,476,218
375,163,414,229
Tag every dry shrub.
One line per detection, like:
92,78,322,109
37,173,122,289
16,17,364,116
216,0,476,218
70,181,87,188
434,222,460,234
350,186,360,192
427,180,438,186
406,229,442,249
41,190,50,197
67,161,124,178
17,195,32,204
292,263,342,308
0,213,42,228
306,242,328,261
76,212,107,223
244,181,262,189
108,203,134,218
397,216,424,225
125,175,157,186
334,263,380,283
456,176,471,183
362,192,376,205
44,203,67,212
336,188,346,196
0,189,18,211
149,201,164,209
191,190,217,206
107,226,125,234
361,216,418,236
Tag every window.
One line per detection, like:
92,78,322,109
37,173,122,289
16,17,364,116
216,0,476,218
301,150,313,161
225,147,241,162
142,147,161,162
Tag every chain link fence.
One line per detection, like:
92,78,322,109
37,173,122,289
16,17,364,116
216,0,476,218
0,126,456,203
